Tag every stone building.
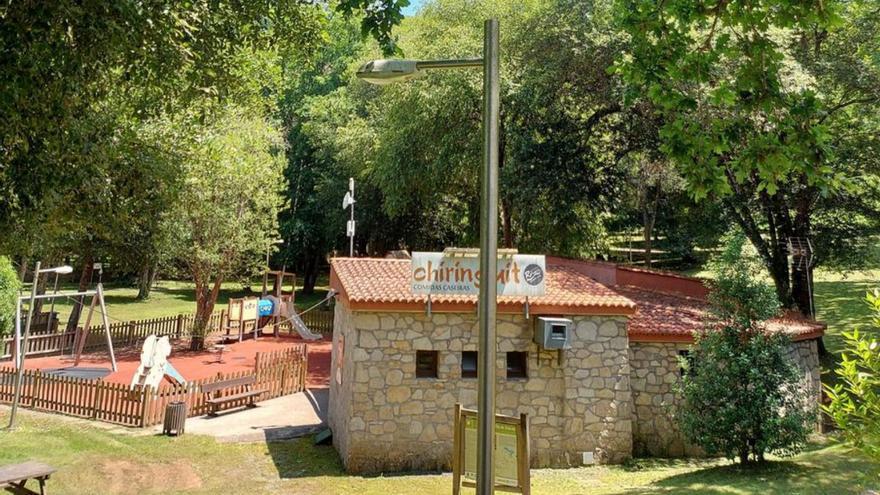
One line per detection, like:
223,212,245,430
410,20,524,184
327,256,824,473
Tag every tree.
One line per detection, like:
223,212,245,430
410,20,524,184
615,0,880,316
0,0,406,283
169,106,286,349
677,234,814,463
0,256,21,339
619,155,685,267
824,290,880,461
295,0,654,259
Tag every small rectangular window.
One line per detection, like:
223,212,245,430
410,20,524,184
506,351,528,379
416,350,439,378
461,351,478,379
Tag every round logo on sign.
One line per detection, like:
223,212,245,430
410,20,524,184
523,264,544,286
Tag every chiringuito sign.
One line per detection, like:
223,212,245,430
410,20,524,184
411,251,546,297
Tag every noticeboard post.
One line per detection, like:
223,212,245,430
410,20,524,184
453,404,530,495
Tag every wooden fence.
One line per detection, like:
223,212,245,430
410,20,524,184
280,309,334,335
0,312,227,360
0,343,308,427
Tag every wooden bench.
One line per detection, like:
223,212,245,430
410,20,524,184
202,376,266,416
0,461,56,495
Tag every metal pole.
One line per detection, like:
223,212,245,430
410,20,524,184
349,178,355,257
13,298,20,368
48,272,59,326
8,261,40,430
96,283,117,372
476,18,500,495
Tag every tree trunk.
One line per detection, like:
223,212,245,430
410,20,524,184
301,253,319,295
190,277,222,351
17,256,28,282
136,263,157,300
501,198,514,249
790,262,815,317
65,254,94,334
643,223,653,268
31,270,49,316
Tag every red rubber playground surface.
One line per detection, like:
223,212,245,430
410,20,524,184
19,335,332,389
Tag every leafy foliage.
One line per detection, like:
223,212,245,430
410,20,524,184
707,234,781,327
824,290,880,461
615,0,880,314
291,0,654,259
678,237,813,463
0,256,21,337
168,105,286,341
0,0,404,282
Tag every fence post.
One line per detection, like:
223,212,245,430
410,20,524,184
140,387,153,427
301,345,308,392
176,314,184,339
254,352,261,384
30,370,41,409
92,381,104,419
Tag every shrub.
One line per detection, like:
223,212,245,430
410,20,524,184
0,256,21,338
677,234,814,463
824,290,880,461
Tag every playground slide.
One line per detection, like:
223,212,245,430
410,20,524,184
130,335,187,390
284,305,323,341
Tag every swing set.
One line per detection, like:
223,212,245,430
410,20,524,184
8,262,117,429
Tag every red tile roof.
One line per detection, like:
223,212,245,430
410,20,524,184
616,285,826,342
613,285,708,340
330,257,637,315
329,256,825,342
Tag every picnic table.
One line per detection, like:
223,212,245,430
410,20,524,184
0,461,56,495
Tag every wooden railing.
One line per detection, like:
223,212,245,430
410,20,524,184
0,307,334,361
0,312,226,361
274,309,334,336
0,343,308,428
301,310,334,335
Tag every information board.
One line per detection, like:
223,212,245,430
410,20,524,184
241,298,259,322
453,405,530,495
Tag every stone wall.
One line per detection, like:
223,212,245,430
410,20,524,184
629,338,824,458
786,338,823,428
328,299,357,464
328,307,634,474
628,342,700,457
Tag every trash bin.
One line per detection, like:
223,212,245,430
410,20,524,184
163,402,187,436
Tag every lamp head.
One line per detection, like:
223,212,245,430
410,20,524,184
356,59,422,85
41,265,73,274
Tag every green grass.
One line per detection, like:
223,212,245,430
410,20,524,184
39,276,331,325
813,270,879,353
1,409,877,495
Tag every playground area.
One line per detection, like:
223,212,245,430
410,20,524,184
16,334,332,389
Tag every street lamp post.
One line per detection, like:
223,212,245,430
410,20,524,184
357,19,501,494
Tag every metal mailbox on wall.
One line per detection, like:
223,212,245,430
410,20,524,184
534,317,573,350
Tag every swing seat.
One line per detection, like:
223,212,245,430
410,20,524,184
42,367,112,380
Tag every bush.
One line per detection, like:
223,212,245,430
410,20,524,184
0,256,21,338
824,290,880,461
677,234,814,463
679,327,814,463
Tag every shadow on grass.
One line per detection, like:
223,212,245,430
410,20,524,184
617,445,878,495
265,436,346,479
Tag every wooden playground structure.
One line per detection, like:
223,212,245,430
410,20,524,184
222,269,324,342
